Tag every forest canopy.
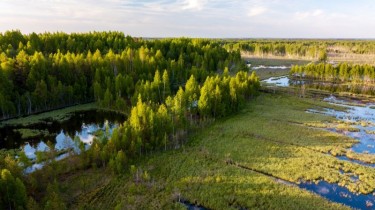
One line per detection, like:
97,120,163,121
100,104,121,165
0,30,246,119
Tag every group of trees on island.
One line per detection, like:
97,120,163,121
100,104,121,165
0,31,259,209
290,63,375,95
290,63,375,83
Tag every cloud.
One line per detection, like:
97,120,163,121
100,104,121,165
181,0,207,11
295,9,324,19
247,6,267,17
1,0,375,38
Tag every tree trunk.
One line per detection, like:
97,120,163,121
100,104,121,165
27,94,32,114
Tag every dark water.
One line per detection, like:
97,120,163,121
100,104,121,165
180,199,208,210
0,109,126,150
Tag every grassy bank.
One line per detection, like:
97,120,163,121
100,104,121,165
55,93,375,209
0,103,100,128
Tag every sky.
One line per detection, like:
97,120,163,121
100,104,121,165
1,0,375,38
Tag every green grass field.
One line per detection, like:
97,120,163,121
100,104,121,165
55,93,375,209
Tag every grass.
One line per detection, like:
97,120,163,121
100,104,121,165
13,128,51,139
0,103,98,128
242,51,375,65
244,57,311,66
252,69,290,80
244,57,311,80
53,93,375,209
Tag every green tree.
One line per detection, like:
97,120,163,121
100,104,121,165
162,70,171,100
43,181,66,210
318,49,328,63
0,169,27,210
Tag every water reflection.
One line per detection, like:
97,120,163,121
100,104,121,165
252,65,290,70
22,121,119,173
307,96,375,155
299,181,375,209
0,109,125,149
262,76,290,87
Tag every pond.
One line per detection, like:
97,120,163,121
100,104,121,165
0,109,126,172
251,65,290,70
262,76,290,87
0,109,125,149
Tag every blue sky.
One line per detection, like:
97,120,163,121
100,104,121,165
1,0,374,38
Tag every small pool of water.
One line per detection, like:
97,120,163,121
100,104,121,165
180,199,208,210
0,109,125,150
262,76,290,87
252,65,290,70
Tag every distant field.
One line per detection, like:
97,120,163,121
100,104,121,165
243,56,312,66
242,52,375,65
328,52,375,64
243,57,311,80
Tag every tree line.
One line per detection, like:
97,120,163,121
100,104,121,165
223,39,375,59
290,63,375,83
289,63,375,95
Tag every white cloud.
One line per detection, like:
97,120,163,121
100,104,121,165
182,0,207,11
247,6,267,17
1,0,375,38
296,9,324,19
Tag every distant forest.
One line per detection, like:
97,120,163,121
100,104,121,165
224,39,375,59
